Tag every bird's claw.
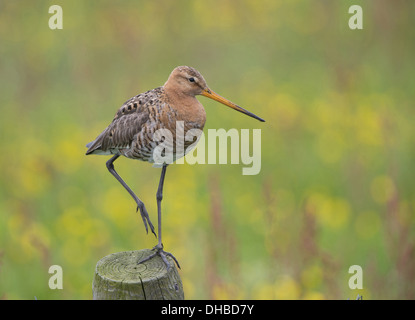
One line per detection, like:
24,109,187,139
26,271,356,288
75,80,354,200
137,244,181,271
136,205,157,238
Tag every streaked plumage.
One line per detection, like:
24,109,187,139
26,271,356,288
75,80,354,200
86,67,207,162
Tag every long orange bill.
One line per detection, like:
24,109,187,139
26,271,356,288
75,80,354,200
201,89,265,122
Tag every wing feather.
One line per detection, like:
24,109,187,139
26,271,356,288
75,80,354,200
85,93,152,155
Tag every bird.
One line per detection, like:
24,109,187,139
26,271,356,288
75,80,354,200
86,66,265,270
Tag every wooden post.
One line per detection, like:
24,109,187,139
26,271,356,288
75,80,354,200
92,249,184,300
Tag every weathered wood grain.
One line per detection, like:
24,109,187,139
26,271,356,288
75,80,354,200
92,249,184,300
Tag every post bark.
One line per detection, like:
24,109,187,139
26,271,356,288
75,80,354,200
92,249,184,300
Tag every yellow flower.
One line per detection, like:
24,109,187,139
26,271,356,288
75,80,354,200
274,276,301,300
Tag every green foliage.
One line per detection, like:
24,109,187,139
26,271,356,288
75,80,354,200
0,0,414,299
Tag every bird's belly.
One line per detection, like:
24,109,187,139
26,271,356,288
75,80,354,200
120,121,203,164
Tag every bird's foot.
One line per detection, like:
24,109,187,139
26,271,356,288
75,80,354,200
136,205,157,238
137,243,181,271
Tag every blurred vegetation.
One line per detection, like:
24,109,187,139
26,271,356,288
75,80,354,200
0,0,414,299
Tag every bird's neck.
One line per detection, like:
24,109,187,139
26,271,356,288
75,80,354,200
163,85,198,110
163,85,206,129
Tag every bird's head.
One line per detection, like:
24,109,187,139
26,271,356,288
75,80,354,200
165,66,208,96
165,66,265,122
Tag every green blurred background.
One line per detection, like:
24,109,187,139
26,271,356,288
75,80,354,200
1,0,414,299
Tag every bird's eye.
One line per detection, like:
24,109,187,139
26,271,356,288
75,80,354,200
188,77,195,83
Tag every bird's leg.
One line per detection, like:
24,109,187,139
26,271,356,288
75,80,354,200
106,155,156,237
155,163,167,249
138,164,180,270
